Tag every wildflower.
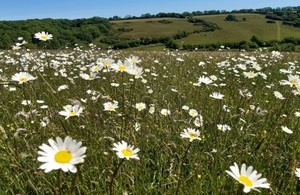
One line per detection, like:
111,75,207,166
34,31,53,41
226,162,270,193
180,128,201,142
59,105,84,119
210,92,224,100
194,115,203,127
149,105,155,114
243,71,258,79
182,105,189,111
37,136,86,173
294,111,300,117
280,74,300,87
126,55,141,65
111,60,132,73
79,73,98,80
103,101,119,112
281,126,293,134
112,140,140,160
57,84,68,92
160,109,171,116
193,76,213,86
12,72,37,84
217,124,231,132
273,91,285,100
188,109,198,117
295,168,300,179
135,102,146,111
134,122,141,131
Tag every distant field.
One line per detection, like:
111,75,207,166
110,14,300,46
111,18,200,38
179,14,300,45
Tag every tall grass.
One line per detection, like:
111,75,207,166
0,47,300,194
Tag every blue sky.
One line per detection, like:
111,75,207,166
0,0,299,20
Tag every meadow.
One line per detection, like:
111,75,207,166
1,40,300,194
111,13,300,46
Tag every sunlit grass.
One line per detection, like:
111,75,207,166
1,47,300,194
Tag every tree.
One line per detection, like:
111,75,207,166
225,14,237,21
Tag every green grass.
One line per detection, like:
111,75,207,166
111,18,200,38
110,14,300,46
1,47,300,194
179,14,300,45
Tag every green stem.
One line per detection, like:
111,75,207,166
57,170,62,195
109,159,125,195
69,165,81,195
175,141,193,195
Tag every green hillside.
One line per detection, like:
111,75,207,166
108,13,300,50
180,14,300,44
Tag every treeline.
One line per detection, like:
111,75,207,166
109,6,300,20
265,10,300,28
0,17,111,49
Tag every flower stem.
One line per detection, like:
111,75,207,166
57,170,62,195
109,159,125,195
175,141,193,195
69,165,81,195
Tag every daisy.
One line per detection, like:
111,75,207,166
57,84,68,92
34,31,53,41
103,101,119,112
111,60,132,73
194,115,203,127
135,102,146,111
180,128,201,142
243,71,258,79
217,124,231,132
273,91,285,100
59,105,84,119
281,126,293,134
210,92,224,100
280,74,300,87
160,108,171,116
12,72,37,84
112,140,140,160
295,168,300,179
294,111,300,117
126,55,141,65
37,136,87,173
193,76,213,86
149,105,155,114
188,109,198,117
226,162,270,193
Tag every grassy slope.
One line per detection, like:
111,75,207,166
110,14,300,45
180,14,300,45
111,18,200,38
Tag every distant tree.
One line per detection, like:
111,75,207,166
225,14,238,21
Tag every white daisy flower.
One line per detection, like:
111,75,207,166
180,128,201,142
226,162,270,193
37,136,86,173
112,140,140,160
34,31,53,41
12,72,37,84
58,105,84,119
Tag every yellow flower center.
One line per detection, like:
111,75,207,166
103,61,110,67
118,65,126,71
290,80,298,86
70,111,77,116
238,175,253,187
20,77,29,82
55,150,72,163
189,133,197,139
41,35,48,41
121,149,133,157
